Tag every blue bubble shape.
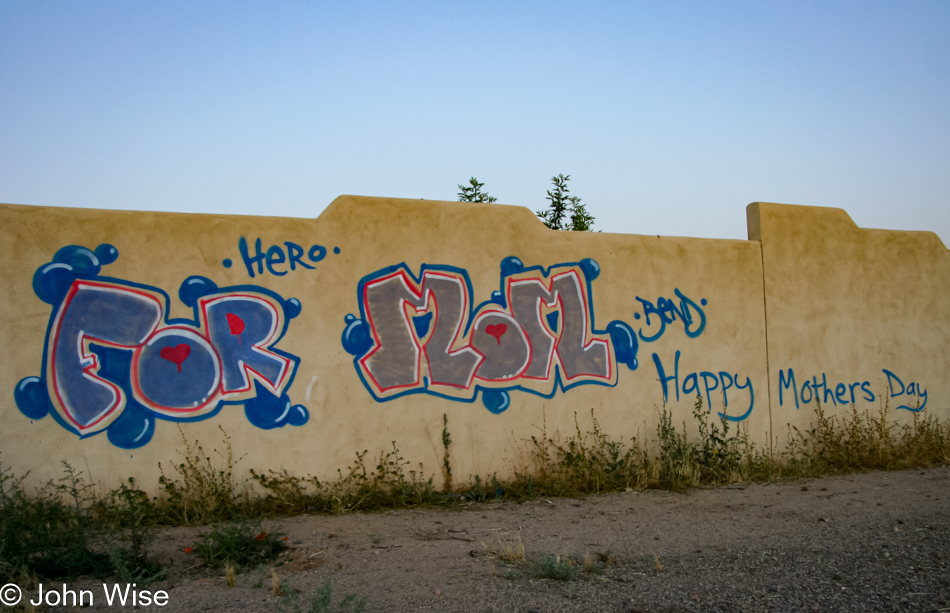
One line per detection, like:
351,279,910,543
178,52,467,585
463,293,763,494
244,382,307,429
579,258,600,281
500,256,524,278
607,320,639,371
284,298,302,319
179,276,219,307
32,262,77,305
287,404,309,426
94,243,119,266
489,291,506,307
342,314,373,357
482,389,511,414
15,376,50,420
106,404,156,449
32,244,117,305
53,245,101,278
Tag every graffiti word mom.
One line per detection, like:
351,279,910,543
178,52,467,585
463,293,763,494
343,258,639,409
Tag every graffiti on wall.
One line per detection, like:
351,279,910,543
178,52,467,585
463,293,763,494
341,256,640,413
651,351,756,421
10,239,928,453
778,368,928,411
338,255,760,420
630,289,755,422
227,237,341,278
14,245,309,449
634,289,706,342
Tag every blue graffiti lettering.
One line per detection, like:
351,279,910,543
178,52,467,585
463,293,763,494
651,351,753,421
883,369,928,412
15,245,309,448
778,368,798,408
236,237,334,278
634,289,706,343
777,368,883,409
652,350,681,403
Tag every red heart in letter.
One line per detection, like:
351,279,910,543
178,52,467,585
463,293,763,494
485,323,508,345
226,313,245,336
160,343,191,373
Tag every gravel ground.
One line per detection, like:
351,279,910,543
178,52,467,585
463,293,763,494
30,466,950,612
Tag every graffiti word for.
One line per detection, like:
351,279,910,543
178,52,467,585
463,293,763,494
47,280,295,427
231,237,339,278
342,257,638,412
15,245,308,449
777,368,927,412
635,289,706,343
651,350,754,421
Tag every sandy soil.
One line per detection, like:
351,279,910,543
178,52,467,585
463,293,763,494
35,466,950,612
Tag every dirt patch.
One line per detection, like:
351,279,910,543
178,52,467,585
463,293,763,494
54,466,950,612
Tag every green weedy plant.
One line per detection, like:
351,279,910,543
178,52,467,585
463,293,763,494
902,411,950,466
503,397,784,497
0,461,24,581
441,413,453,493
4,396,950,585
556,412,648,493
783,399,950,476
199,399,950,518
158,426,248,524
529,554,579,581
463,473,504,501
505,403,760,498
510,410,649,497
306,578,368,613
0,461,52,582
0,461,26,568
247,468,313,515
101,478,166,583
485,537,601,582
193,518,287,571
10,463,113,579
251,441,439,515
690,395,748,483
0,462,166,583
651,394,781,490
278,578,367,613
1,462,115,581
324,443,435,513
653,404,699,491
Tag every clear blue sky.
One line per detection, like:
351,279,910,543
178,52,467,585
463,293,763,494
2,1,948,243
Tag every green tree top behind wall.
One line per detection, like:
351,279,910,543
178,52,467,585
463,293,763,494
536,174,594,232
456,174,595,231
457,177,497,203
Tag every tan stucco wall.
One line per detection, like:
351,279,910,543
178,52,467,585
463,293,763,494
0,197,945,493
749,202,950,441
